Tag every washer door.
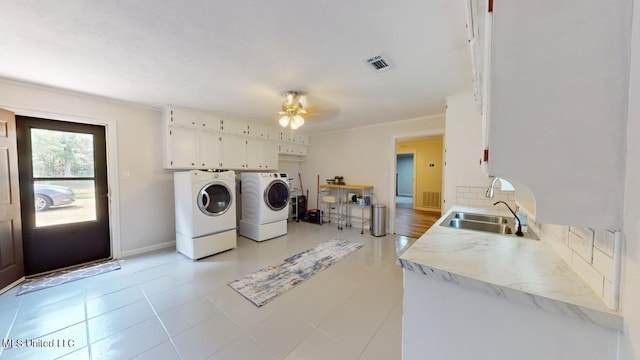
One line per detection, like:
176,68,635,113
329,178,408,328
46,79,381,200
264,180,290,211
198,182,232,216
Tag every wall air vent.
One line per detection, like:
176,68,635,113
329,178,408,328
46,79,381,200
365,54,394,72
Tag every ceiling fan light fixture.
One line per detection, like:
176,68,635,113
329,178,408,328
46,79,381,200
279,115,290,128
291,115,304,129
277,91,306,130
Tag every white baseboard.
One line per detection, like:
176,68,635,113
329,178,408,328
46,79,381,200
0,277,25,295
120,240,176,259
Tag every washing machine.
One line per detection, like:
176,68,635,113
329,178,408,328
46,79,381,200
239,172,290,241
174,170,237,259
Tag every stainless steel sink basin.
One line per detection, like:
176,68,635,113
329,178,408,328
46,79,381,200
440,211,538,239
452,212,509,224
445,218,513,235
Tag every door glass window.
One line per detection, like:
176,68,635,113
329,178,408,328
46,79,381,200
31,129,96,227
200,184,231,215
266,181,289,211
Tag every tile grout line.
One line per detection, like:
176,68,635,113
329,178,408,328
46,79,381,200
140,281,185,360
0,296,24,358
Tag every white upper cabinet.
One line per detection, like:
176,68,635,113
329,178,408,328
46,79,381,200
164,126,198,168
480,1,628,229
220,119,249,136
164,126,221,169
249,123,280,140
246,138,279,170
163,105,307,171
219,135,247,169
166,105,221,131
167,106,199,128
200,113,222,132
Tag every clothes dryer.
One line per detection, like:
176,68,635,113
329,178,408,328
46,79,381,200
239,172,290,241
174,170,237,259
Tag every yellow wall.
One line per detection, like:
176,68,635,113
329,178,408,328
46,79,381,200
396,136,443,210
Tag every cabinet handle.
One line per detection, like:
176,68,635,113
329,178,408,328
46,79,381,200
191,163,195,166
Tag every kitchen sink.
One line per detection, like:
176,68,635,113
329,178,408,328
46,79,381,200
444,218,513,235
452,212,509,224
440,211,538,239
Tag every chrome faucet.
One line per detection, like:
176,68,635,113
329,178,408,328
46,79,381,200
493,201,524,237
485,177,501,198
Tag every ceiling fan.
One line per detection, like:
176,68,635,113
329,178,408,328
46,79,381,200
278,91,307,130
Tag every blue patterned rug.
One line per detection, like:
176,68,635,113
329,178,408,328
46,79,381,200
228,239,364,307
17,260,121,296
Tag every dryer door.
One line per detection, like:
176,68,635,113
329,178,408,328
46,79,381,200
198,182,232,216
264,180,290,211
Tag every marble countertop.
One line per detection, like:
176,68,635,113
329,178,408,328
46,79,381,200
398,205,623,331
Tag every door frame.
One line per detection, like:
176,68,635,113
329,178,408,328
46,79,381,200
388,129,445,235
3,105,122,258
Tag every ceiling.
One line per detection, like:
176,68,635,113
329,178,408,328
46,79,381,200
0,0,473,134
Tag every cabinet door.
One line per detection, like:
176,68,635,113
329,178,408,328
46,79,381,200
263,142,279,168
200,113,221,133
166,126,198,168
220,119,249,136
486,1,626,229
249,123,280,140
247,139,278,170
219,135,247,169
197,131,221,169
296,145,308,156
166,106,199,128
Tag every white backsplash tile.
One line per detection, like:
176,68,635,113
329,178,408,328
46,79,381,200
455,186,515,210
549,239,573,265
593,248,615,282
568,227,594,263
594,230,615,258
571,252,604,297
603,280,614,308
526,216,617,309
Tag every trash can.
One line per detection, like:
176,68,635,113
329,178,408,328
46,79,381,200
370,204,386,237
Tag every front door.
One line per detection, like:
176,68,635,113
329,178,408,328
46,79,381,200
16,116,110,275
0,109,25,289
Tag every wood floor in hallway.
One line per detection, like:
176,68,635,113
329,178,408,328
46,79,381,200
394,207,442,238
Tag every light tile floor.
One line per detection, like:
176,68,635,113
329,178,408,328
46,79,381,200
0,222,415,360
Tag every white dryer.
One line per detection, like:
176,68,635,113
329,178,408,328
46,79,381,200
239,172,290,241
174,170,237,259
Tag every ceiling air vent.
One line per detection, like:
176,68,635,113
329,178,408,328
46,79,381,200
365,54,394,72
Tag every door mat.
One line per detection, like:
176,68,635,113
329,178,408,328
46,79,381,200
16,260,121,296
228,238,363,307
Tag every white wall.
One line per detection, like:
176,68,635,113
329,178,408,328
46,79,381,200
0,79,174,256
619,0,640,356
303,115,445,231
443,92,488,212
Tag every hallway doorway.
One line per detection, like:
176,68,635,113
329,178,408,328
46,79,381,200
393,135,443,238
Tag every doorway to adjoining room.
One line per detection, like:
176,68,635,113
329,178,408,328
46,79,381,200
394,136,443,238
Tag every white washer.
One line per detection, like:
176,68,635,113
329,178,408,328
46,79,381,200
239,172,290,241
174,170,237,259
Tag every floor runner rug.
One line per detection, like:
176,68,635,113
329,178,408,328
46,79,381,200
228,238,364,307
16,260,121,296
